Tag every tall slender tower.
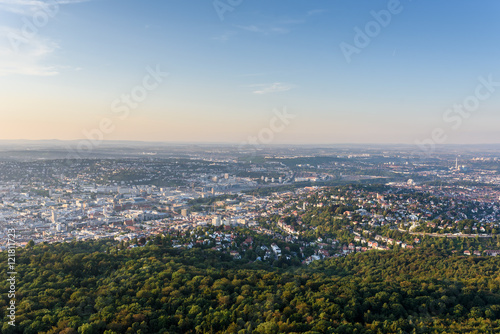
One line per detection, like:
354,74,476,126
455,157,458,170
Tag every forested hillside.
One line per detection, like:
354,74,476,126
1,239,500,334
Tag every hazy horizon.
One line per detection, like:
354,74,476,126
2,139,500,147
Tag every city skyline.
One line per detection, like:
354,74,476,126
2,0,500,145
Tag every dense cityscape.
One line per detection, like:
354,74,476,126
2,145,500,262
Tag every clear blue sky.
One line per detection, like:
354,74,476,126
1,0,500,145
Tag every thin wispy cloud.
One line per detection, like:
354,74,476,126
235,25,262,33
0,26,59,76
235,24,290,35
239,72,269,77
212,31,237,42
235,10,324,36
0,0,46,15
307,9,326,16
252,82,294,95
0,0,90,15
277,18,305,25
0,0,90,75
238,71,286,78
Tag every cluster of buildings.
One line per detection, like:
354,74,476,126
2,149,500,263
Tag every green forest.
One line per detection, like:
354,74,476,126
1,239,500,334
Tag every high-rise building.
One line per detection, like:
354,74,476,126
212,216,221,226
